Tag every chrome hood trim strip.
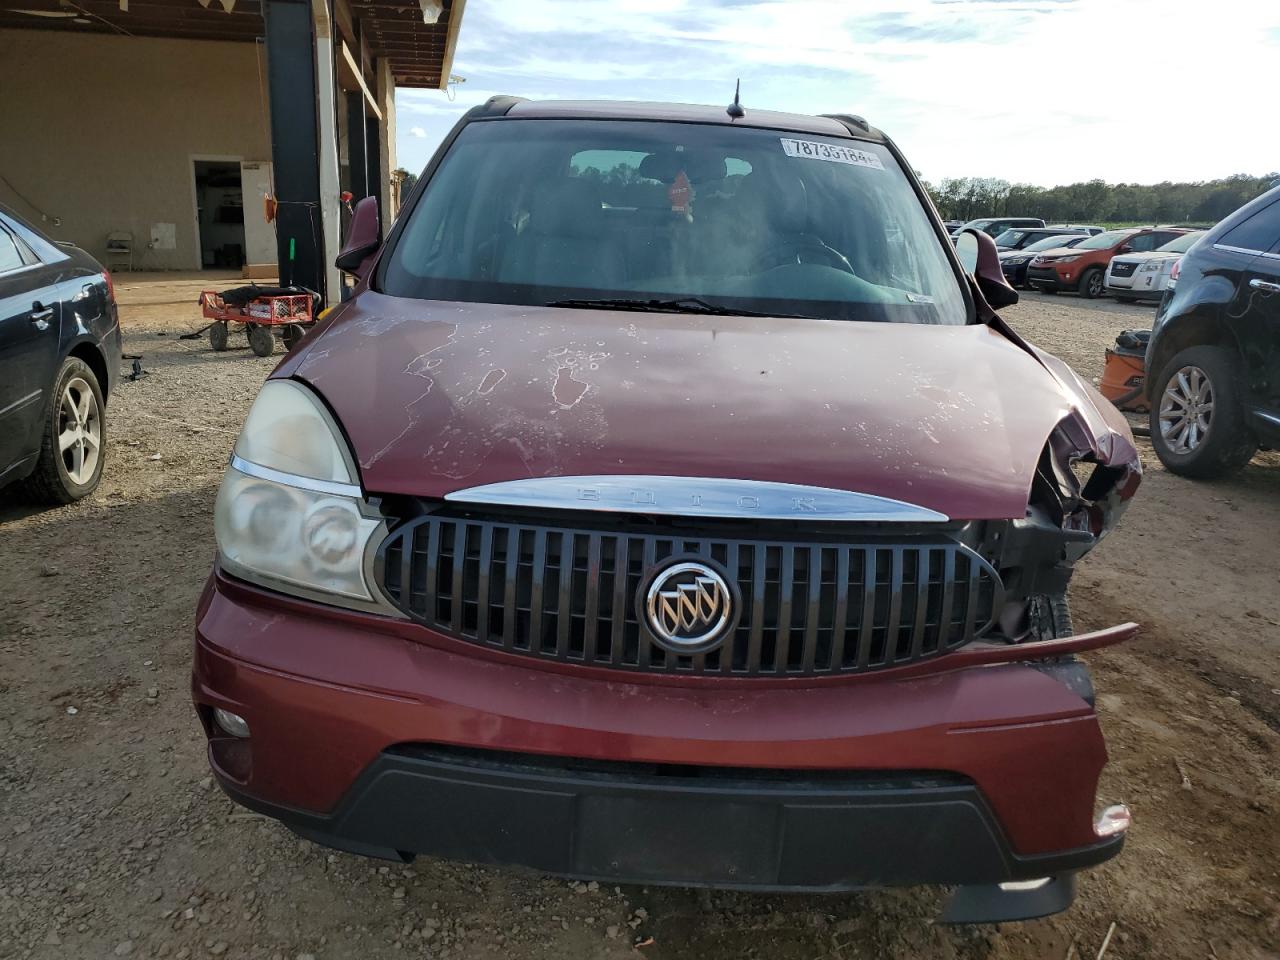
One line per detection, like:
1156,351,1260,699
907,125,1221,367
444,476,950,522
230,454,363,498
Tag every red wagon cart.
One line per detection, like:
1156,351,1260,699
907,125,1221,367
198,285,318,357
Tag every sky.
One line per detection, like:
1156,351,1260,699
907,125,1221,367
394,0,1280,189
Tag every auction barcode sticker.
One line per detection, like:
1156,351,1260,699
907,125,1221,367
780,138,884,169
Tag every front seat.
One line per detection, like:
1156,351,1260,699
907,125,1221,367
502,178,624,289
731,172,852,275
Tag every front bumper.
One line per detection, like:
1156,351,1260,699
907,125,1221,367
1106,275,1166,300
1026,266,1071,290
1001,261,1031,286
193,570,1128,904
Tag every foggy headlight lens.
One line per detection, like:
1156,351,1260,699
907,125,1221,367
214,380,384,606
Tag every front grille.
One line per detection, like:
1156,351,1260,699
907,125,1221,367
1109,261,1137,278
375,514,1003,678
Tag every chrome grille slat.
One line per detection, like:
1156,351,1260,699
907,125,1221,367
376,515,1003,678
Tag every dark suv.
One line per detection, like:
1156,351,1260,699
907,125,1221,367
1146,186,1280,477
193,98,1142,923
957,216,1045,239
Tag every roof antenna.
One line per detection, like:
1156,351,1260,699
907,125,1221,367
726,80,744,120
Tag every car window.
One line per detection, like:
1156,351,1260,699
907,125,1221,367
1025,235,1080,252
1157,232,1203,254
1126,233,1162,253
0,226,25,273
1218,199,1280,254
382,119,969,326
995,229,1024,246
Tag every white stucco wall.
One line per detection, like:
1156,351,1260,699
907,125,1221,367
0,29,272,270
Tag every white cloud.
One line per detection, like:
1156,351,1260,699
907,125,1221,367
396,0,1280,185
409,126,427,138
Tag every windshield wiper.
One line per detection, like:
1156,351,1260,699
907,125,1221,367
545,297,782,318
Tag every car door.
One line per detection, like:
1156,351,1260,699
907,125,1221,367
0,218,62,480
1219,200,1280,423
1243,242,1280,420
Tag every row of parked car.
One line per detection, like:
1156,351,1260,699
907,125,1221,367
945,216,1204,301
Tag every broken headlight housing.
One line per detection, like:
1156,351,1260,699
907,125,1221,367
992,412,1142,640
214,379,391,612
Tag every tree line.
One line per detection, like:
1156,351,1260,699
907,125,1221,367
922,173,1279,225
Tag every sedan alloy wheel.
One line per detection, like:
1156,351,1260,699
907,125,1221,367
58,376,102,486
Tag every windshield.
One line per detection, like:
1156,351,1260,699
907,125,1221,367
1078,230,1136,250
1158,231,1203,253
1025,234,1081,252
994,229,1025,246
380,119,968,325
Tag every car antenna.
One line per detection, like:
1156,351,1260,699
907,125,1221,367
726,79,745,120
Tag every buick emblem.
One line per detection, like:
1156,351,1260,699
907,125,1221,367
641,560,737,654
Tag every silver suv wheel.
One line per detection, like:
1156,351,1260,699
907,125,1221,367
1158,364,1213,454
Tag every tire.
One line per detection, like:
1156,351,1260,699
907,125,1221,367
209,321,229,351
282,323,305,351
1027,594,1073,641
248,324,275,357
1149,345,1257,479
1078,267,1104,299
19,356,106,504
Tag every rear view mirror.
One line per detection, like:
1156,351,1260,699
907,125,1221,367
336,196,380,281
957,228,1018,313
955,231,979,275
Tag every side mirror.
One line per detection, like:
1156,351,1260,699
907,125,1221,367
956,227,1018,313
955,231,980,274
1116,243,1132,254
335,196,380,281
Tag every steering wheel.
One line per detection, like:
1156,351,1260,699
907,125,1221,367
751,238,856,275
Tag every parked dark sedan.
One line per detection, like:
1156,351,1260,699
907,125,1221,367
0,205,120,502
1000,234,1088,287
993,226,1086,252
1146,186,1280,477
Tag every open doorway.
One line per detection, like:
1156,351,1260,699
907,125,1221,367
193,160,245,269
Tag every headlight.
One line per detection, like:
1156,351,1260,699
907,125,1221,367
1005,257,1028,265
214,379,390,611
1056,255,1080,264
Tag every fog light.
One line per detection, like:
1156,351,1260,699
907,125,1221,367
213,708,250,738
1094,803,1131,838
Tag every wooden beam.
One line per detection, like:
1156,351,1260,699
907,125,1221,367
337,38,383,121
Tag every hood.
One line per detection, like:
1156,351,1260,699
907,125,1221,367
1111,250,1178,265
279,293,1103,520
1029,246,1082,261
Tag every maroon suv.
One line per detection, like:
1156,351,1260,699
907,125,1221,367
193,98,1141,923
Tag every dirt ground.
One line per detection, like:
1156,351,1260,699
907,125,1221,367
2,274,1278,960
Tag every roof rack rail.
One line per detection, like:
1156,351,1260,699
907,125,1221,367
474,96,527,118
821,113,871,133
